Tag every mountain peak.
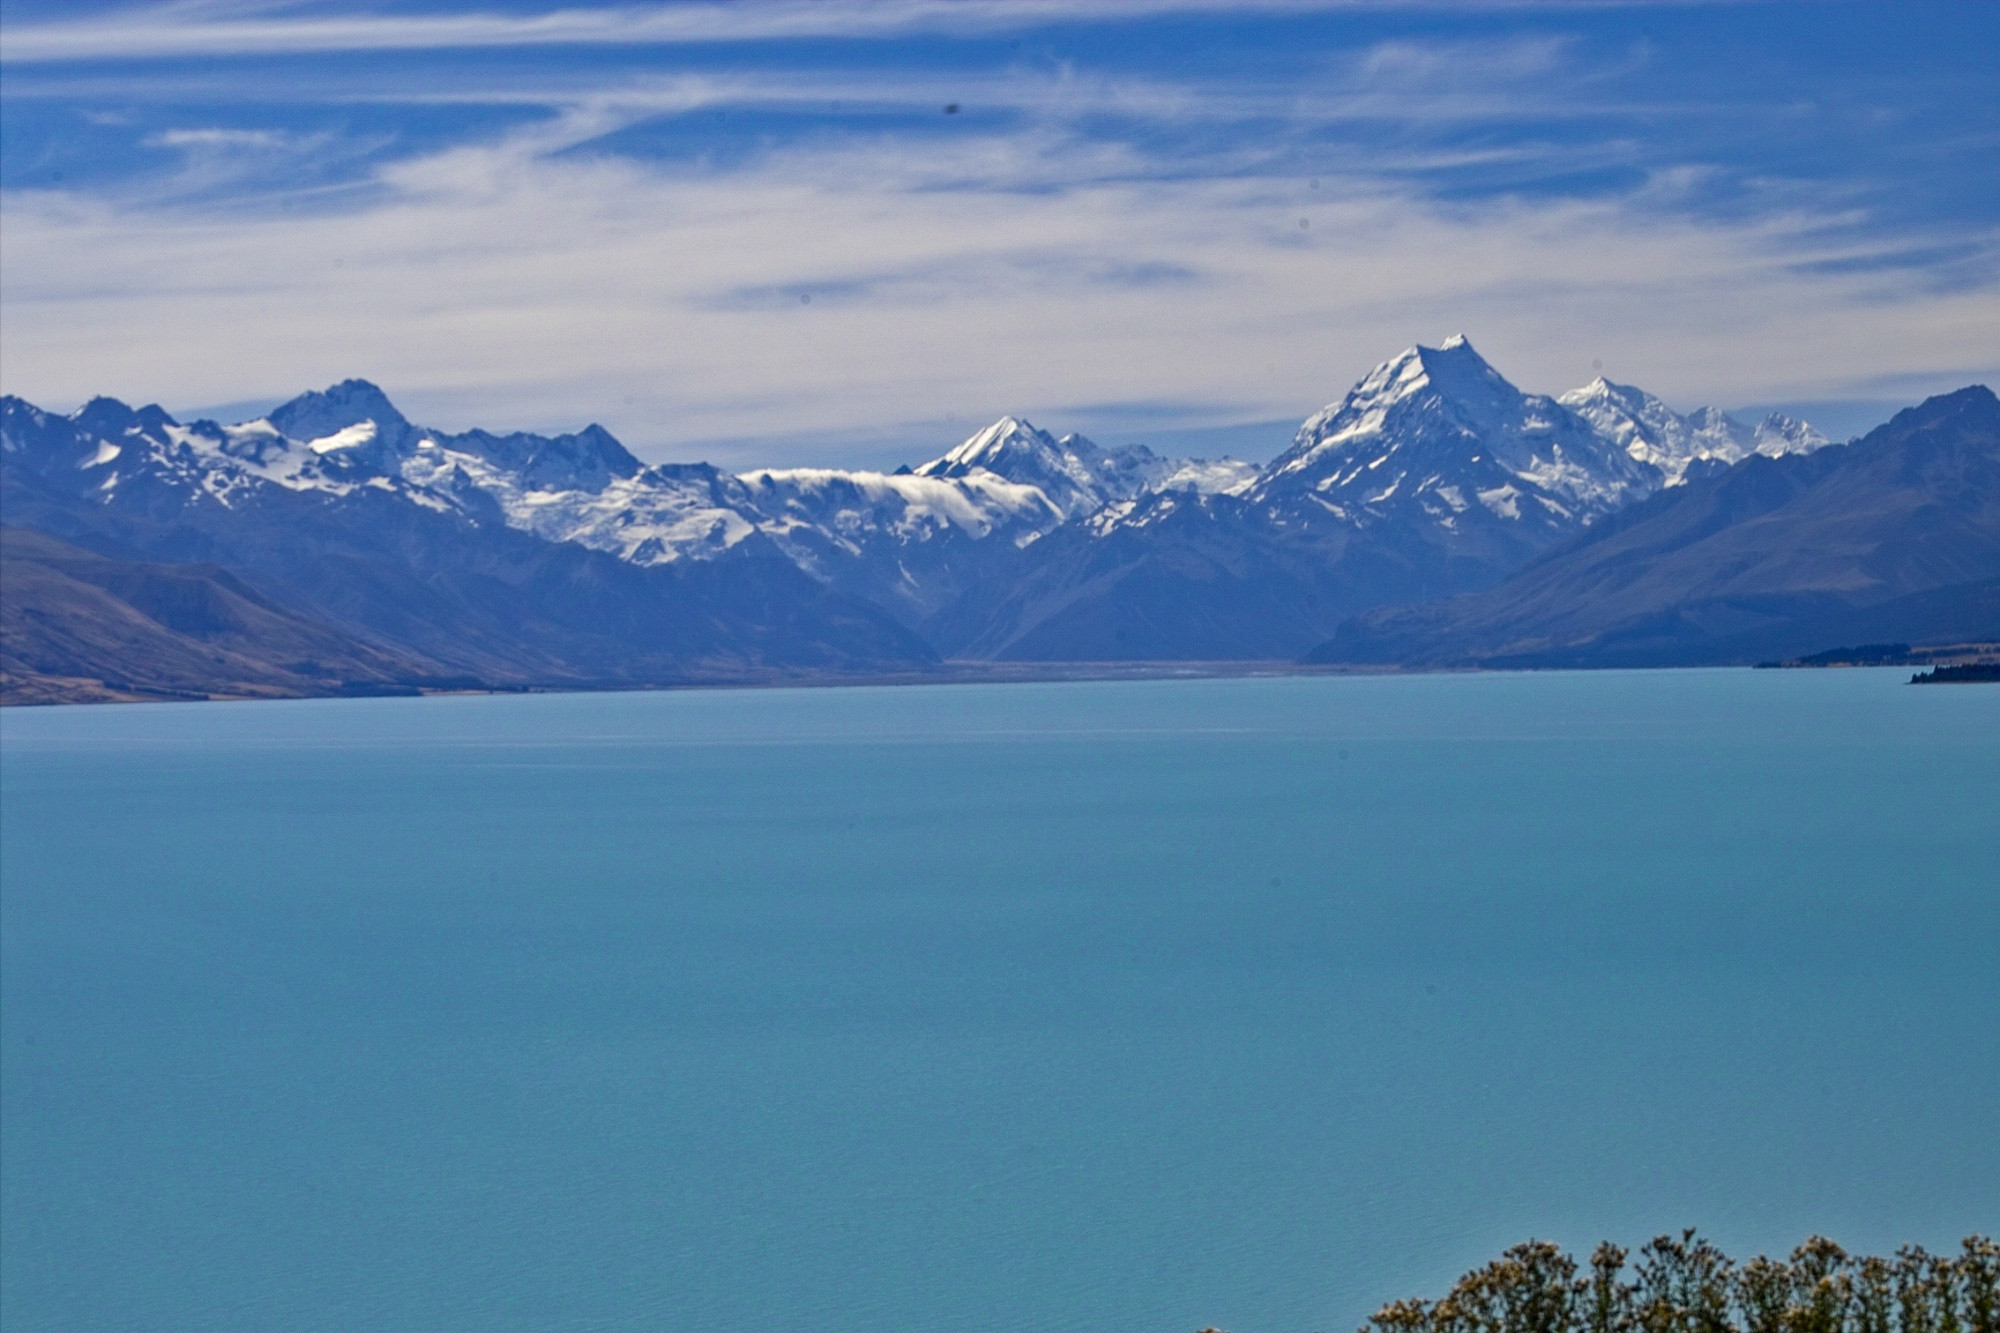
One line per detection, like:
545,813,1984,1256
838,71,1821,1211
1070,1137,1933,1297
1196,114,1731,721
960,415,1044,456
910,415,1173,518
71,397,177,440
1558,375,1831,483
1412,333,1503,380
1336,336,1516,428
915,416,1059,478
268,379,410,446
1261,335,1653,522
1566,375,1640,402
1862,384,2000,446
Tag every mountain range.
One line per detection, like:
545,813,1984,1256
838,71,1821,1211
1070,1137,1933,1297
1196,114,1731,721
1312,385,2000,668
6,335,1991,704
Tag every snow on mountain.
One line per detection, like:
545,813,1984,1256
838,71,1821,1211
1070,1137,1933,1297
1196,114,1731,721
5,347,1835,662
726,465,1059,621
401,441,759,564
1558,377,1829,484
1250,335,1656,536
725,419,1253,620
926,339,1685,662
1153,457,1260,495
1,391,939,681
6,384,1265,633
267,378,418,457
36,392,434,510
742,467,1059,550
7,384,757,566
912,417,1176,518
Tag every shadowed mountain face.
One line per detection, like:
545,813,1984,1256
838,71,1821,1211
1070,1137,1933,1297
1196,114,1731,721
1311,386,2000,667
0,527,439,703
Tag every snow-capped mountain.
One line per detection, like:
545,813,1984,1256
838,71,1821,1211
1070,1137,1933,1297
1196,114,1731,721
926,336,1828,660
3,337,1841,685
0,391,939,685
737,464,1064,621
32,343,1788,611
735,419,1256,619
1316,386,2000,669
2,385,1269,634
913,417,1172,518
1255,335,1657,530
1559,377,1830,485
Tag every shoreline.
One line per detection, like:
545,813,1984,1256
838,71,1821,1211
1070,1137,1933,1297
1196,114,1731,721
0,659,1396,708
10,644,2000,709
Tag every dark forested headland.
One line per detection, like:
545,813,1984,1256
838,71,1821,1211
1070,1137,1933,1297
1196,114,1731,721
1358,1234,1995,1333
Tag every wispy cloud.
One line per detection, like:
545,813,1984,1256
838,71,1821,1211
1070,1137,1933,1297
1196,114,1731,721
146,127,289,149
2,4,1991,461
0,1,1496,63
6,102,1991,456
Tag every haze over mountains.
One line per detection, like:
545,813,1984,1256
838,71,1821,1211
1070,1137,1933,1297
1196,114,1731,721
6,335,1994,703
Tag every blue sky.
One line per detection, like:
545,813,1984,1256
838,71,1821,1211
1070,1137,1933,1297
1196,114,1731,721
2,1,1996,467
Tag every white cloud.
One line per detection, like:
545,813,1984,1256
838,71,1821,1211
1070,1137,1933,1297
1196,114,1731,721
0,1,1768,64
146,127,290,149
0,1,1451,63
1356,35,1573,83
5,104,1992,464
3,21,1994,460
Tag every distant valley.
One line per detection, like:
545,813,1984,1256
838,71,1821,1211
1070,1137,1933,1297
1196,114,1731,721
6,336,1995,704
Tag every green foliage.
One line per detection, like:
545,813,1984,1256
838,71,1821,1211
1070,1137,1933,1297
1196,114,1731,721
1364,1237,1997,1333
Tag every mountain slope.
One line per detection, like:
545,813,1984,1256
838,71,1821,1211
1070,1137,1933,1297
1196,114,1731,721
923,491,1355,659
3,342,1844,687
913,417,1173,517
2,394,939,682
1312,386,2000,667
738,464,1064,625
1,526,442,703
740,418,1255,626
1559,378,1829,485
1258,335,1657,524
928,338,1672,660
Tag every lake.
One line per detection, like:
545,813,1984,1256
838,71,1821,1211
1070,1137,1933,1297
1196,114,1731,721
2,670,1995,1332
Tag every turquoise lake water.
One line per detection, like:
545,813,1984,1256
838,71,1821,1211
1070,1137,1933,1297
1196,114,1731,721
2,670,1995,1332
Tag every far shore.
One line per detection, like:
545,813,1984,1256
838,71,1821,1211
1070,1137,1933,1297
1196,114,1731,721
10,643,2000,709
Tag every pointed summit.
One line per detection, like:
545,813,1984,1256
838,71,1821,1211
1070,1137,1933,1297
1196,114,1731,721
268,379,411,448
436,420,644,493
1258,335,1655,522
916,416,1058,478
1748,413,1828,458
71,397,177,441
1311,336,1517,434
1405,335,1517,413
915,416,1167,518
1557,377,1829,484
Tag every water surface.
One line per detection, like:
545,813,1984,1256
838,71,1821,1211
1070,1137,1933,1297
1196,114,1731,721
3,670,1996,1332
